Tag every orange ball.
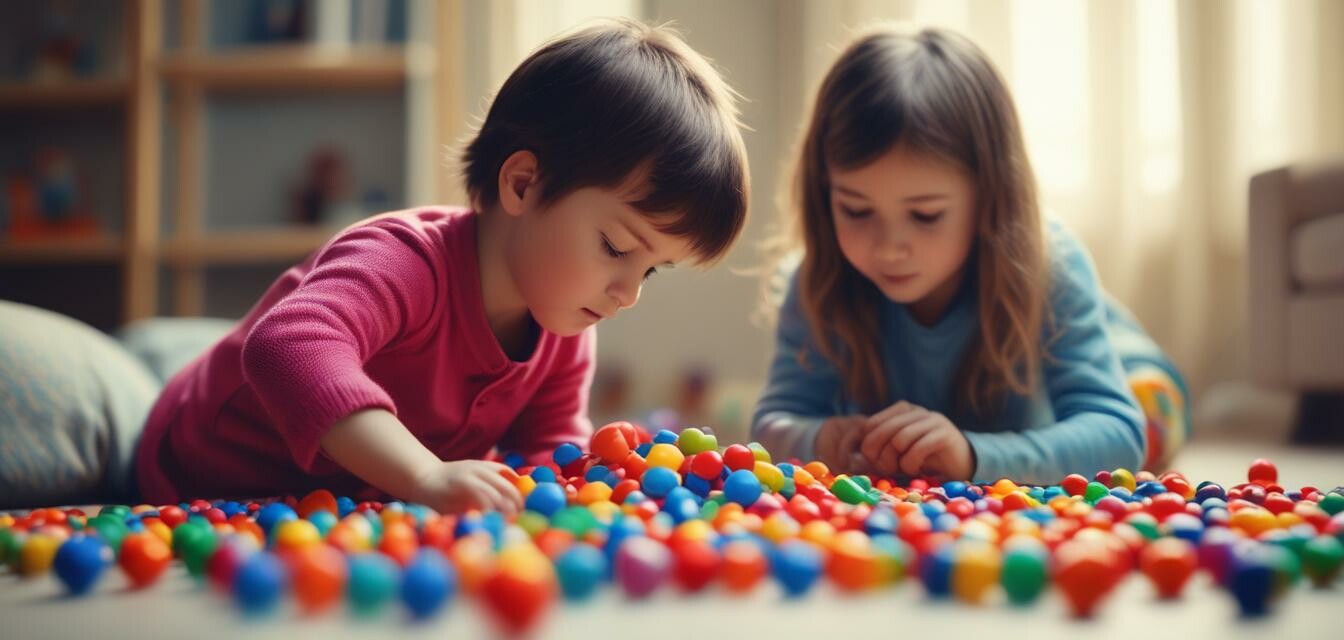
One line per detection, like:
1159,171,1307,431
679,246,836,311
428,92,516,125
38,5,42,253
291,544,347,613
296,489,339,519
119,532,172,588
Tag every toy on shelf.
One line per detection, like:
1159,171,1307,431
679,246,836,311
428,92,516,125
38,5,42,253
4,148,100,241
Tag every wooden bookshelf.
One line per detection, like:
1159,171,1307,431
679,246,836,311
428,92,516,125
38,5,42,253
0,78,129,109
0,0,465,324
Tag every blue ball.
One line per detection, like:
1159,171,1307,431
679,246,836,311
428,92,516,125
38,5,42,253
401,549,456,619
684,473,712,497
653,429,678,444
585,465,613,484
941,481,970,499
635,442,653,457
555,544,607,601
530,466,558,484
773,540,822,597
502,452,526,469
336,496,357,518
255,503,297,534
232,552,287,615
53,535,108,596
641,467,680,499
525,482,568,517
863,507,899,536
553,442,584,467
308,510,338,537
919,544,955,597
663,496,700,524
723,469,762,507
1230,546,1276,617
348,553,401,614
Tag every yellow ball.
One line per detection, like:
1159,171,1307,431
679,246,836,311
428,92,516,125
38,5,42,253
799,520,837,547
990,478,1019,498
19,534,61,576
753,461,786,493
673,519,715,544
747,442,772,463
760,512,801,543
1230,507,1279,537
144,519,173,545
515,475,538,498
645,443,686,470
951,542,1002,604
274,519,322,552
577,481,613,505
1111,468,1137,492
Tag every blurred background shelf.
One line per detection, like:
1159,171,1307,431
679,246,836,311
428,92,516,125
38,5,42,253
0,78,129,109
0,236,126,264
0,0,464,326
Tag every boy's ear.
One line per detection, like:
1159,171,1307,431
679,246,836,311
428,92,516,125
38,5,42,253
497,150,539,217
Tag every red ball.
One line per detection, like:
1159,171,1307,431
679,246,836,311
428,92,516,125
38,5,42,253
158,505,187,528
1139,538,1197,599
722,444,756,472
690,451,724,480
1248,458,1277,486
1061,474,1089,497
671,539,720,592
591,423,637,464
119,533,172,588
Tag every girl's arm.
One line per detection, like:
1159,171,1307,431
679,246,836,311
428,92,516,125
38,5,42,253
241,218,443,475
962,228,1145,485
752,272,848,463
322,408,520,514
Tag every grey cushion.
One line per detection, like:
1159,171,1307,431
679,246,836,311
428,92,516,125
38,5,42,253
118,317,236,383
0,301,161,508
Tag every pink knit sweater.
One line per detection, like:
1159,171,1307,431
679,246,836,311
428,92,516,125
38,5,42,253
134,207,595,503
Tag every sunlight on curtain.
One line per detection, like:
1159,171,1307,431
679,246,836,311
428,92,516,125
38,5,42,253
1010,0,1090,194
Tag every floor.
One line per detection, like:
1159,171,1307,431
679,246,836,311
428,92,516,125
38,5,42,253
3,439,1341,640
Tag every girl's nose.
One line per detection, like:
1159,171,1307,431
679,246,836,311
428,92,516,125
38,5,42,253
607,274,642,310
876,224,912,261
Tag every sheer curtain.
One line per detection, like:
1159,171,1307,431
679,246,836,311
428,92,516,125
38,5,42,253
779,0,1344,416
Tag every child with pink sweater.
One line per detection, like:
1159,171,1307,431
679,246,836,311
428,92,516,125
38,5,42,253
134,19,749,515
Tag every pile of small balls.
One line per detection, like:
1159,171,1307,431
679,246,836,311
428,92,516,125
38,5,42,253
3,421,1343,633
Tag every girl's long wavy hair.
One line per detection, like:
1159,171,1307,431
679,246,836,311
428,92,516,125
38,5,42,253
767,25,1048,416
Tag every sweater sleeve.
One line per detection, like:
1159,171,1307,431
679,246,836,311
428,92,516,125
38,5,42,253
963,226,1146,485
751,271,845,463
498,327,597,465
241,219,443,472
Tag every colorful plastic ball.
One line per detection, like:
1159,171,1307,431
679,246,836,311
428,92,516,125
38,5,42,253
723,469,762,507
119,532,172,588
773,540,823,597
1001,539,1049,605
524,482,568,518
1054,539,1123,617
18,533,62,576
670,539,719,592
676,427,718,455
296,489,339,519
232,551,287,615
172,521,218,578
553,442,583,467
1248,458,1278,486
592,422,638,463
555,544,607,601
645,443,685,471
53,535,109,595
480,545,557,634
347,552,402,615
1134,536,1196,599
951,542,1001,604
401,548,456,619
1301,535,1344,587
254,503,298,535
919,543,955,598
722,444,756,472
290,544,347,613
1229,545,1278,617
640,467,681,500
614,536,671,599
720,540,768,592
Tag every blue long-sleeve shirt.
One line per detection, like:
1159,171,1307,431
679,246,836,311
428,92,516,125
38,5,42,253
752,222,1153,485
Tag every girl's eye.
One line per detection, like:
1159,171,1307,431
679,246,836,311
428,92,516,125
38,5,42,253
643,267,658,281
838,204,872,219
601,234,628,258
912,210,945,224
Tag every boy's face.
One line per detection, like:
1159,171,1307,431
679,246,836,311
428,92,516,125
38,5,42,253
828,145,977,322
504,178,695,337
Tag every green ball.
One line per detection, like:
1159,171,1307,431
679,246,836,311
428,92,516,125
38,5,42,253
0,528,23,567
1318,493,1344,516
98,505,131,519
1083,482,1110,503
1001,547,1049,605
86,516,128,558
1301,535,1344,587
172,522,217,578
831,477,867,505
551,506,599,539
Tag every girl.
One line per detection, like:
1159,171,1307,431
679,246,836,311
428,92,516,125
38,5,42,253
134,19,750,514
753,26,1188,485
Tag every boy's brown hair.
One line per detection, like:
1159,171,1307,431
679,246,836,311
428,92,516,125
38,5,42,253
463,19,749,263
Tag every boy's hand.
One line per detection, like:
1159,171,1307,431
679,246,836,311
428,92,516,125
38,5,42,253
413,460,522,516
813,415,873,475
859,401,974,480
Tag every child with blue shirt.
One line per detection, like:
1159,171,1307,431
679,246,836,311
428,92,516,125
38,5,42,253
753,26,1189,485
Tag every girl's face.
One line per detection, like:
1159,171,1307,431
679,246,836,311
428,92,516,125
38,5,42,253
505,180,694,337
828,145,977,322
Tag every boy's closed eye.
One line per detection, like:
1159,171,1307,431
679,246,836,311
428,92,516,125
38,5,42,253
600,233,664,280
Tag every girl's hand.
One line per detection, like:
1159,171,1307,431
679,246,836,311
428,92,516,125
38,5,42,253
860,401,975,480
413,460,522,516
813,415,874,475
